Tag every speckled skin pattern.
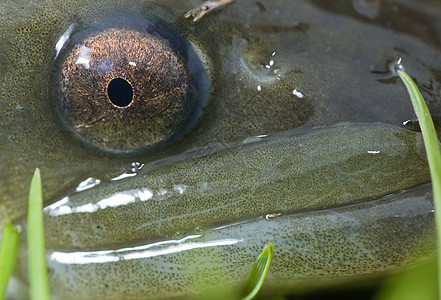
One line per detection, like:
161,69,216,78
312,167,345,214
1,0,441,299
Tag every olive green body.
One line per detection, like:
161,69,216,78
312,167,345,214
1,0,441,299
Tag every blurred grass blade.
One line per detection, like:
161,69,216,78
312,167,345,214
398,69,441,298
27,169,50,300
0,220,19,300
375,259,437,300
242,243,273,300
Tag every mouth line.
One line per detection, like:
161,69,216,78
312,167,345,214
38,123,430,252
46,182,433,264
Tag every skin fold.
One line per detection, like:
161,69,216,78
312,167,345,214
0,0,441,298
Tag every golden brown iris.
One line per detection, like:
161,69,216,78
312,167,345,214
57,20,208,154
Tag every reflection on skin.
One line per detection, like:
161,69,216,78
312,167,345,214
44,188,154,216
1,0,441,299
49,235,242,265
352,0,380,19
55,24,75,59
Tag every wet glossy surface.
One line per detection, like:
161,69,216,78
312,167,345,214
0,0,441,299
57,18,209,154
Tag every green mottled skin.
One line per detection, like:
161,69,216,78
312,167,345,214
42,124,429,250
1,0,441,299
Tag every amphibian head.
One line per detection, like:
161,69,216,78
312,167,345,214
0,0,440,299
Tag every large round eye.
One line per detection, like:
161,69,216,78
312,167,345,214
57,18,209,154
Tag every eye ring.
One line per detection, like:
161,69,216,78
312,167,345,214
56,18,209,154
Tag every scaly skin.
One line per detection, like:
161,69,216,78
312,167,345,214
1,0,441,298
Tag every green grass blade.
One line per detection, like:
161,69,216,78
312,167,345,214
0,220,19,300
242,243,273,300
27,168,50,300
398,69,441,299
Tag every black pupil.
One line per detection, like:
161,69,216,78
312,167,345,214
107,78,133,107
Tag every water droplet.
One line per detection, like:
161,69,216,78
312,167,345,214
242,51,280,82
112,162,145,181
370,57,406,84
195,227,204,234
292,89,304,98
367,150,380,154
130,161,144,173
394,57,405,74
402,119,421,132
257,85,262,91
174,231,184,238
75,177,101,192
